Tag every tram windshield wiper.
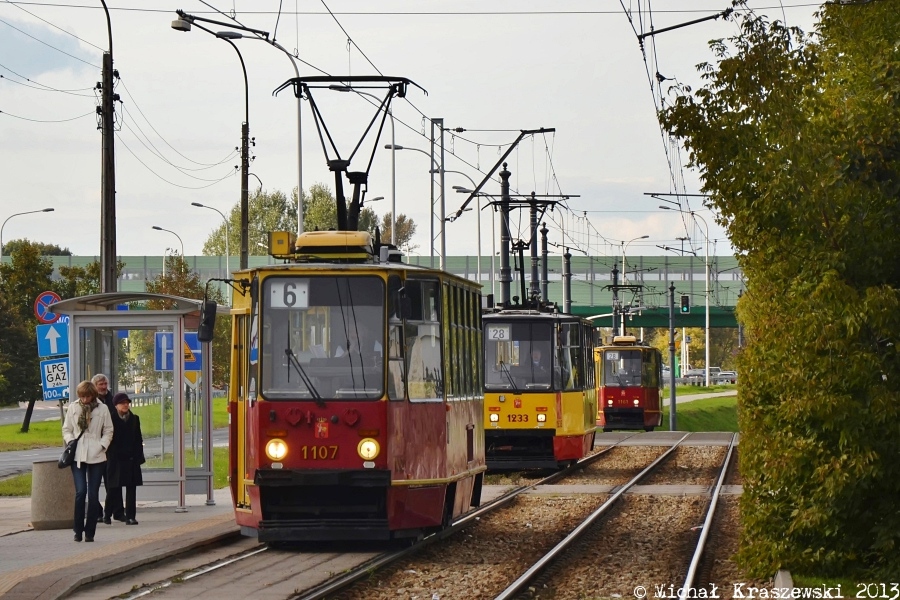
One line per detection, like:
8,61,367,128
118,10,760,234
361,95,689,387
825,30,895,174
498,360,516,388
285,347,325,406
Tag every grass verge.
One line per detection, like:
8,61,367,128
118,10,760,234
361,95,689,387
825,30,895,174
660,395,738,432
0,447,230,497
0,398,229,452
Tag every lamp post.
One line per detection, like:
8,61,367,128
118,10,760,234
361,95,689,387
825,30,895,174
385,144,444,268
331,87,396,243
454,187,494,295
152,226,185,271
191,203,229,277
620,235,649,333
660,205,711,386
211,28,304,236
1,208,55,265
171,14,256,270
441,171,481,284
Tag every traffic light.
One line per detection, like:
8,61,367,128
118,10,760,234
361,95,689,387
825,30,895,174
680,295,691,314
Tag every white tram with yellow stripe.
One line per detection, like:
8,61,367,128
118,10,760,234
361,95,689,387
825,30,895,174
482,309,597,470
223,231,485,542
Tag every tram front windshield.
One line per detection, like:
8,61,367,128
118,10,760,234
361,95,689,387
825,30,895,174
602,349,643,387
261,276,385,400
484,321,553,391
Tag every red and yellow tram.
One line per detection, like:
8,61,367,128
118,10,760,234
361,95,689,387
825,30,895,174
222,231,485,542
595,335,663,432
482,309,597,469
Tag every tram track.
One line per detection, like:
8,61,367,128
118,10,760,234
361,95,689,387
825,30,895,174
494,433,737,600
69,434,742,600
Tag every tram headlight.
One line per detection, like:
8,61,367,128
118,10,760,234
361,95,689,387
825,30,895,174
633,399,640,406
536,414,546,423
265,438,288,461
489,413,499,423
357,438,380,460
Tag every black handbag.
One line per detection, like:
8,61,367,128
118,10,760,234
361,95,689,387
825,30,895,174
58,431,85,469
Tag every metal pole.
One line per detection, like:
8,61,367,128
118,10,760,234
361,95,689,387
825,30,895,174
611,264,619,337
476,195,481,284
390,108,395,245
99,0,117,294
540,222,549,302
692,213,711,387
499,164,512,307
436,118,446,270
529,196,540,301
491,206,496,297
563,248,572,314
669,282,677,430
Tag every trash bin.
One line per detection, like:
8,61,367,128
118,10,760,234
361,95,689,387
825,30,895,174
31,459,74,530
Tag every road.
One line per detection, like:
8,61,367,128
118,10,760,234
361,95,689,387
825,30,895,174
0,410,229,480
0,403,65,426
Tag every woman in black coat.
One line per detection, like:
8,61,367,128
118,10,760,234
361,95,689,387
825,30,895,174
107,393,145,525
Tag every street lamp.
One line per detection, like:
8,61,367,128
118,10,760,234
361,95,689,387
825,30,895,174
1,208,55,265
152,226,185,271
191,203,229,276
171,12,257,270
620,235,649,332
440,171,482,285
331,86,396,244
454,187,493,295
660,205,711,386
210,27,304,236
385,143,444,268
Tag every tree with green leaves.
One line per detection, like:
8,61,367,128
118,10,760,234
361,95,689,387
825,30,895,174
380,212,418,250
201,188,298,258
660,4,900,577
1,239,71,257
0,242,57,410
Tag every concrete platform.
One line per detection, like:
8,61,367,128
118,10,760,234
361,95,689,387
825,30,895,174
0,488,237,599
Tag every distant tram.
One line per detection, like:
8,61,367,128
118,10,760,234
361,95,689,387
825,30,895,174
482,308,597,469
220,231,485,542
595,335,663,432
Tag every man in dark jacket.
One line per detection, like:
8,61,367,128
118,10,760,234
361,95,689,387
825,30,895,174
106,392,145,525
90,374,119,523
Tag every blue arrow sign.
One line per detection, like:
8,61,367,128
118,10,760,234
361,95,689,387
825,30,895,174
155,332,203,372
155,332,175,371
40,357,69,401
36,323,69,357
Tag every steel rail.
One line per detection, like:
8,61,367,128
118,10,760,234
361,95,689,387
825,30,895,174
493,432,692,600
681,432,738,594
292,434,639,600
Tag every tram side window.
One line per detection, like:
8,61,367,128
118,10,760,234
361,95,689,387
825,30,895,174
387,275,406,401
557,323,584,391
405,279,443,400
645,350,660,388
582,324,594,388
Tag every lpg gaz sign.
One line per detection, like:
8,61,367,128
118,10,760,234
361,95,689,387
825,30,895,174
40,357,69,401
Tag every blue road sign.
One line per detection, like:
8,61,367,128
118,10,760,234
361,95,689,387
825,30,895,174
155,332,202,372
40,357,69,401
33,290,62,324
155,332,175,371
184,332,201,371
36,323,69,357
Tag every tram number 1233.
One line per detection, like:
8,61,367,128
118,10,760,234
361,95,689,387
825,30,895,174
301,445,339,460
508,414,529,422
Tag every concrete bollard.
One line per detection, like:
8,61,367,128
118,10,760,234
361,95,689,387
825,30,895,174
31,459,75,530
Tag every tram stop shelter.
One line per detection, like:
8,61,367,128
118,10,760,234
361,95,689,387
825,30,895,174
51,292,216,510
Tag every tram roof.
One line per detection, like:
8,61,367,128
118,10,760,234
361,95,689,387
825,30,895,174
244,260,482,288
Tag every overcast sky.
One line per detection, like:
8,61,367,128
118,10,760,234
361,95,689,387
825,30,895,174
1,1,822,262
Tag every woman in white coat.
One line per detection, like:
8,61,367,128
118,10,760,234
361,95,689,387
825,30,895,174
62,380,114,542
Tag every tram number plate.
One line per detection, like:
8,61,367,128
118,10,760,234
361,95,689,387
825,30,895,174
300,445,338,460
506,414,529,422
606,351,619,360
487,325,511,341
269,280,310,309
